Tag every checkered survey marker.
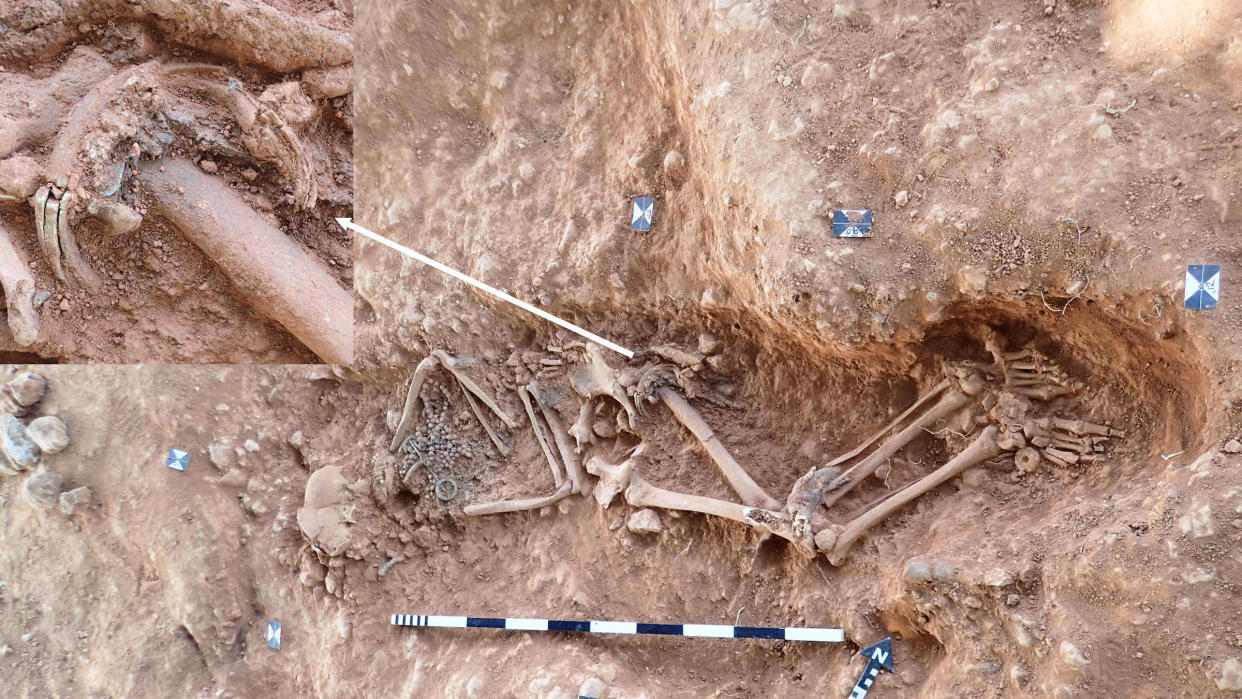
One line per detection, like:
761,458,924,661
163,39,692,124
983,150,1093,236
165,448,190,472
631,196,655,231
832,209,873,238
265,621,282,650
1184,264,1220,310
392,614,843,643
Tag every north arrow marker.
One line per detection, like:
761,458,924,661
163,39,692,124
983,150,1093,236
848,637,894,698
338,218,634,358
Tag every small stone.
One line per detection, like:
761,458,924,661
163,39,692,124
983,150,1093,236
1006,594,1021,606
813,527,837,552
58,486,92,515
698,333,722,355
58,298,71,311
1223,439,1241,454
289,431,305,449
208,441,234,470
1216,658,1242,690
1,413,41,473
984,77,1000,91
25,416,69,454
199,160,218,174
4,372,46,410
23,472,65,508
579,678,608,697
904,560,932,583
626,508,663,535
241,168,258,182
932,561,957,582
894,190,909,207
244,439,260,453
412,526,437,549
1060,641,1090,670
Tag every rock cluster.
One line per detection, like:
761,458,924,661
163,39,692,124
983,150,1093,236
0,371,88,516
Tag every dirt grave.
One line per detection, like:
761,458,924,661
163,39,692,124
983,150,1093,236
0,0,354,362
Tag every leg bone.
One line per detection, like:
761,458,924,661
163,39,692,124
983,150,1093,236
792,389,975,523
827,425,1005,564
624,473,808,549
0,219,40,345
656,387,780,510
537,397,589,495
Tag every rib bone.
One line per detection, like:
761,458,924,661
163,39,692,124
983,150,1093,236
460,383,511,457
656,387,780,510
463,482,572,516
827,425,1006,564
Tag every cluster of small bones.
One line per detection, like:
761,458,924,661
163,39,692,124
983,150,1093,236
389,333,1122,565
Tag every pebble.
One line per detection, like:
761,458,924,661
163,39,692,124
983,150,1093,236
579,678,608,698
1059,641,1090,669
1,413,41,473
199,160,218,174
904,560,932,583
244,439,260,453
894,190,909,207
4,372,46,411
626,508,663,535
1224,439,1241,454
59,486,92,515
1217,658,1242,690
25,416,69,454
23,471,64,508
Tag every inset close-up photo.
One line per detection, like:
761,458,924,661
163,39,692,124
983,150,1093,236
0,0,354,363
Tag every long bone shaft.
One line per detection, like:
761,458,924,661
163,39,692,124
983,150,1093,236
520,386,564,488
463,482,572,516
824,378,951,469
432,350,519,428
803,389,975,515
537,396,589,495
827,426,1002,564
460,383,511,457
656,388,781,510
624,474,804,546
389,356,440,451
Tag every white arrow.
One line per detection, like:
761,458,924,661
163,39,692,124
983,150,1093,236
338,218,634,359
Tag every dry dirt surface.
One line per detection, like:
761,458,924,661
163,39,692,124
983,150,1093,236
347,0,1242,696
0,0,355,363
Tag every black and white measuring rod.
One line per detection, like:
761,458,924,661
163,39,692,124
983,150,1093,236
391,614,844,643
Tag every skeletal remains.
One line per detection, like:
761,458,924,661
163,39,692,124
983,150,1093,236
389,340,1121,564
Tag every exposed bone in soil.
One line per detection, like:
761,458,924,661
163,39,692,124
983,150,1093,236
0,1,353,362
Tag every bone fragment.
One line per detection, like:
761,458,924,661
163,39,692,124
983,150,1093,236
806,389,975,515
1014,447,1041,473
389,356,439,451
533,393,587,495
584,445,644,507
520,386,564,488
568,400,596,453
656,387,780,510
86,200,143,237
0,48,113,158
1043,446,1079,465
828,425,1004,564
0,220,40,345
824,378,952,469
463,481,573,516
461,382,511,457
433,349,518,428
568,343,639,428
136,158,352,363
624,473,806,547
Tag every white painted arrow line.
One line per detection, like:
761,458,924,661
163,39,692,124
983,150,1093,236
338,218,634,359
